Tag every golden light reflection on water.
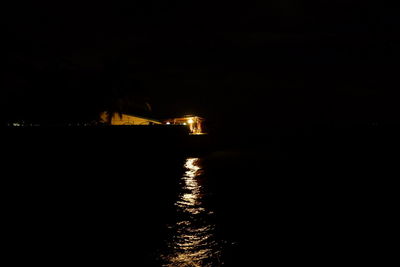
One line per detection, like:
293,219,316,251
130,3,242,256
163,158,221,267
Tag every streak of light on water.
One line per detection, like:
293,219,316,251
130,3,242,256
162,158,222,267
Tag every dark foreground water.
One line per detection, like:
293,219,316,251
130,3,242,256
3,127,398,266
147,153,396,266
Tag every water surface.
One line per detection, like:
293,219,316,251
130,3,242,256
162,158,222,266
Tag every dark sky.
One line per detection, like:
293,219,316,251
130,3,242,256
2,2,399,128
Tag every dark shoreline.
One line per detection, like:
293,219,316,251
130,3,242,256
4,122,400,158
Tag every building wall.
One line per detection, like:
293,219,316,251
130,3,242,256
100,113,161,125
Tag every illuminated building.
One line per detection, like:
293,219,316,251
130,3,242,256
99,112,162,125
164,116,205,135
99,112,206,135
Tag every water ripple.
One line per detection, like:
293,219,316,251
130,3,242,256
162,158,222,267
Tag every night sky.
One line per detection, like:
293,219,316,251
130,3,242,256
2,2,399,130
